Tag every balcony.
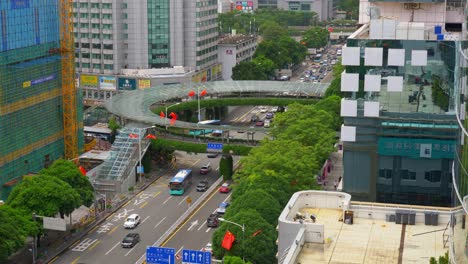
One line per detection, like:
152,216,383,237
103,59,114,64
91,28,100,34
103,49,114,55
102,19,113,24
103,39,113,45
92,59,101,64
102,29,113,35
91,48,101,53
91,18,100,23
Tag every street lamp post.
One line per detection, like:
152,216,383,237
165,103,180,130
137,126,155,182
219,217,245,263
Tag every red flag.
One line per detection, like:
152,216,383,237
160,111,165,119
188,90,195,97
169,112,178,126
78,166,87,176
252,229,262,237
146,134,157,140
199,89,207,97
129,133,139,138
221,230,236,250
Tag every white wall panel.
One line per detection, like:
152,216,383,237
341,72,359,92
364,74,381,92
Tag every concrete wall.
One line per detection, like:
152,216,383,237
126,0,149,69
218,45,237,80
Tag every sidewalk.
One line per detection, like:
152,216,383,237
8,163,174,264
322,150,343,191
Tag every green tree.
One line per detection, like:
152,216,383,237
252,55,276,78
301,27,329,48
314,95,342,130
324,60,344,98
41,159,95,207
337,0,359,20
212,210,277,264
225,189,281,225
149,140,176,164
278,36,307,65
220,154,234,180
270,104,336,161
259,21,288,41
7,175,81,218
254,40,290,69
237,139,322,194
108,116,120,143
232,61,268,80
429,251,449,264
0,205,38,262
223,256,251,264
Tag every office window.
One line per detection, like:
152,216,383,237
102,3,112,9
92,34,100,39
379,169,392,179
91,13,100,19
92,43,101,49
122,3,128,9
79,3,88,8
91,3,99,8
104,54,113,60
102,14,112,19
102,24,112,30
80,33,89,38
401,170,416,180
92,24,100,29
80,13,88,18
93,64,101,69
82,63,90,68
104,64,113,70
80,23,89,28
425,171,441,182
92,54,101,59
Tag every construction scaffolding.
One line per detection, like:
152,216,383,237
0,0,82,200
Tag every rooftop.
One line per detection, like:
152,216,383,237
218,34,256,45
278,191,452,264
295,208,446,263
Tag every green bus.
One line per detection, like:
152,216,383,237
169,169,193,195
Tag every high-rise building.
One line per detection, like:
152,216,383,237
339,0,467,207
0,0,83,200
73,0,221,106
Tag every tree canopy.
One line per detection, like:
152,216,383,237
41,159,95,207
232,61,268,80
7,174,82,218
0,205,38,262
212,210,277,264
301,27,329,48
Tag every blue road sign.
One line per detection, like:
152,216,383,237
182,249,211,264
146,246,175,264
207,142,223,152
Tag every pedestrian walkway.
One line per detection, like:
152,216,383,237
322,149,343,192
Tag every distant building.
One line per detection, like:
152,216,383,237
277,0,332,20
73,0,221,106
218,33,257,80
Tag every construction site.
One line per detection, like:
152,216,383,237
0,0,83,200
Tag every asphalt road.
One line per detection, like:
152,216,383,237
51,153,231,264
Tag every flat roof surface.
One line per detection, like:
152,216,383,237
296,208,446,264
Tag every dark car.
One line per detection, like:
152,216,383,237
265,112,274,119
121,233,140,248
207,214,220,228
200,164,212,174
207,153,219,158
196,181,209,192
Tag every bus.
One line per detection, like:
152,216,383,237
169,169,193,195
198,120,221,126
188,129,213,136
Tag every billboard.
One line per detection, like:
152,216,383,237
118,78,136,90
23,74,57,88
138,79,151,89
378,138,455,159
99,76,116,90
43,216,67,231
80,75,98,87
236,1,254,11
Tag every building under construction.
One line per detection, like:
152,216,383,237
0,0,83,200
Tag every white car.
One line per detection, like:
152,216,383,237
259,106,268,113
123,214,141,229
202,243,213,253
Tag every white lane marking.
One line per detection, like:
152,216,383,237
176,246,184,255
187,220,199,231
163,196,172,204
124,243,138,256
154,217,166,229
178,198,186,206
206,227,211,233
71,238,98,252
105,241,120,255
142,216,150,223
198,221,206,231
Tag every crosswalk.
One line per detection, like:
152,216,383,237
71,238,98,252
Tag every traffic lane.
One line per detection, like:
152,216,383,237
53,155,210,263
162,190,232,263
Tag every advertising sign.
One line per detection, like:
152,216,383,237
43,217,67,231
99,76,116,90
378,138,455,159
236,1,253,11
23,74,57,88
138,79,151,89
80,75,98,87
118,78,136,90
11,0,30,9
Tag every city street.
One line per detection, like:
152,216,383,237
51,153,237,264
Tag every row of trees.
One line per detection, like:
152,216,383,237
211,96,341,263
218,9,319,35
1,160,95,262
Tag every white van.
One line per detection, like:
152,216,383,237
264,119,271,128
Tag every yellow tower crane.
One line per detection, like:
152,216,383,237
59,0,78,159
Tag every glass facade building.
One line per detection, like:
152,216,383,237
148,0,170,68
